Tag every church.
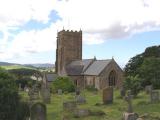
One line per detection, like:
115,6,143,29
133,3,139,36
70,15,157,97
55,29,123,89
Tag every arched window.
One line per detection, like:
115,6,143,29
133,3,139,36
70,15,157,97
108,70,116,86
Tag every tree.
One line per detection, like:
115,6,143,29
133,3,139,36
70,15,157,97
139,57,160,88
8,68,42,79
123,75,142,97
8,68,42,88
124,54,144,76
124,45,160,88
125,45,160,77
51,76,75,93
0,68,19,120
143,45,160,57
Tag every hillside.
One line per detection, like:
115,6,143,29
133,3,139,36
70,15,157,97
0,62,54,70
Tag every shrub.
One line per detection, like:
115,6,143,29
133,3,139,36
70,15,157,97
0,68,19,120
51,76,75,93
16,102,30,120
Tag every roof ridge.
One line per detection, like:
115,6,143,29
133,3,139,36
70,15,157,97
95,59,112,61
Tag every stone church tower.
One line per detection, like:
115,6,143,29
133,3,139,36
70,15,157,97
55,30,82,75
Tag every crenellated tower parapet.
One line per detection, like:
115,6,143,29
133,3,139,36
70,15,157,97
55,29,82,75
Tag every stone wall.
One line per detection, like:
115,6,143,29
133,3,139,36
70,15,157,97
99,59,124,89
55,30,82,75
84,59,124,90
69,75,85,89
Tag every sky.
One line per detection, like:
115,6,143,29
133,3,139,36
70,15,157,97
0,0,160,67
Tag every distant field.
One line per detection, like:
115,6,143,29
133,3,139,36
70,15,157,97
0,65,34,70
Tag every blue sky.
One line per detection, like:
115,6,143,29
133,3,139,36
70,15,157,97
0,0,160,68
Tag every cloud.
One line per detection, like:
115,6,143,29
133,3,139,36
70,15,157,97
1,0,160,61
0,24,57,60
54,0,160,40
0,0,56,27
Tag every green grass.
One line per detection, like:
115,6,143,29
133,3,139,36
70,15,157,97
20,90,160,120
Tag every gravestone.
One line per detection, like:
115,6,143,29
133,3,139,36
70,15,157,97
123,90,138,120
103,87,113,104
19,83,22,91
58,89,62,95
30,102,46,120
123,113,138,120
63,101,77,111
124,90,133,113
145,85,153,94
120,87,126,97
75,95,86,104
150,90,159,103
28,86,40,102
24,86,29,92
75,88,80,95
28,89,37,101
74,109,90,117
41,88,51,104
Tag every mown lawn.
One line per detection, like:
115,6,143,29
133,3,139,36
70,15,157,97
20,89,160,120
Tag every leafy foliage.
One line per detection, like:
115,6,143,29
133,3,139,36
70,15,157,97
124,45,160,89
8,68,42,88
51,76,75,93
0,68,19,120
139,57,160,88
123,75,142,96
125,54,144,77
16,102,30,120
8,68,42,79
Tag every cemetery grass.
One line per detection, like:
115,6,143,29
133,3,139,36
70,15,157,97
20,89,160,120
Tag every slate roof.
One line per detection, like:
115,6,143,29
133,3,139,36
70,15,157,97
66,59,94,75
66,59,112,76
45,73,58,82
83,59,112,75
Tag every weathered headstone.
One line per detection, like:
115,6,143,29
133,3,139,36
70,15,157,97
24,86,29,92
41,88,51,104
74,109,90,117
120,87,126,97
75,88,80,95
123,112,138,120
124,90,133,113
150,90,159,103
63,101,77,111
123,90,138,120
103,87,113,104
19,83,22,91
28,86,40,102
145,85,153,94
58,89,62,95
30,102,46,120
75,95,86,104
